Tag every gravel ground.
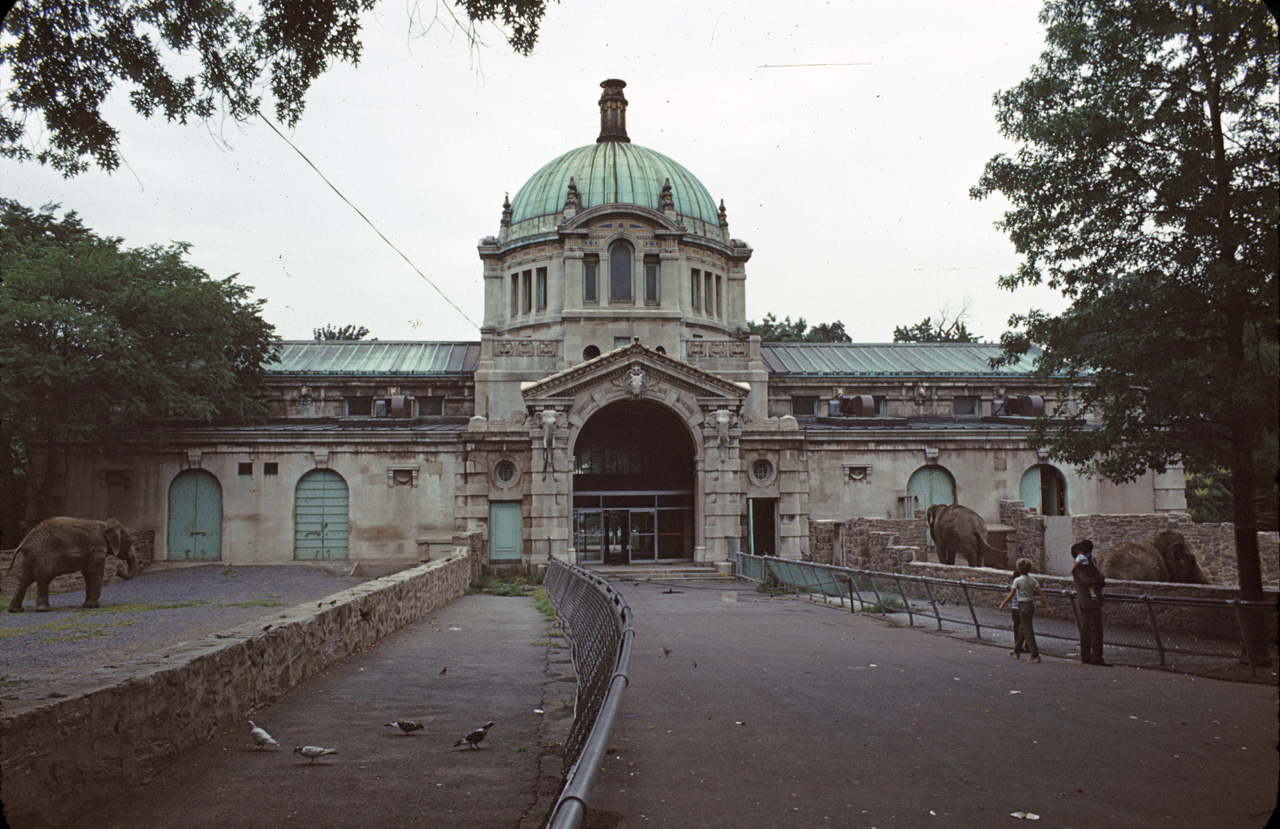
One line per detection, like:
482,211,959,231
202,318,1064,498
0,563,372,702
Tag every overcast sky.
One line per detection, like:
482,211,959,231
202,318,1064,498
3,0,1074,344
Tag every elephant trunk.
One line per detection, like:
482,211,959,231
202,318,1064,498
115,540,138,580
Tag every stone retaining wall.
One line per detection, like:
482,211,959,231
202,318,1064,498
0,551,470,829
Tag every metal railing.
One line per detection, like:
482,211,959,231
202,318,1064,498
542,560,635,829
735,552,1279,680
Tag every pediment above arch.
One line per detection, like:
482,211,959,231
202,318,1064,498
522,342,748,411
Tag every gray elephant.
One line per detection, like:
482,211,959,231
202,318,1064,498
6,517,138,612
1097,530,1210,584
926,503,998,568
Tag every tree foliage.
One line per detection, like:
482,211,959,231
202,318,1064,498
893,313,981,343
0,0,554,175
748,313,852,343
314,323,370,340
971,0,1278,599
0,199,280,528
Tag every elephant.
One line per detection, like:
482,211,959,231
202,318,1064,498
925,503,999,568
6,517,138,612
1097,530,1210,584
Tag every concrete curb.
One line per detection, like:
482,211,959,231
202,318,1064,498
0,551,469,829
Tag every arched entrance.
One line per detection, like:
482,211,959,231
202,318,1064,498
572,401,696,564
168,470,222,560
1020,464,1067,515
294,470,350,559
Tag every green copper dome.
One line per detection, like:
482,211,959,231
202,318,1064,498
509,141,720,229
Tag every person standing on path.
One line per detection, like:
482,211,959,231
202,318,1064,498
999,558,1053,662
1071,539,1110,665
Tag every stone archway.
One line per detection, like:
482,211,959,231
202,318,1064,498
571,400,697,564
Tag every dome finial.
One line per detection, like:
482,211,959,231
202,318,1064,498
597,79,630,144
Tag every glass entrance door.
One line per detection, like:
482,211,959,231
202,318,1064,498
629,510,656,562
603,509,630,565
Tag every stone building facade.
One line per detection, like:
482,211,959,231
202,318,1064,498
46,80,1185,573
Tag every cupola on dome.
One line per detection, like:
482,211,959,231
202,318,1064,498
507,80,721,239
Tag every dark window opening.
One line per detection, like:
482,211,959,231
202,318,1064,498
644,257,659,304
791,396,818,417
419,397,444,417
610,242,633,302
536,267,548,310
954,397,979,416
238,462,253,476
584,259,599,303
264,463,279,476
583,345,601,360
522,270,533,313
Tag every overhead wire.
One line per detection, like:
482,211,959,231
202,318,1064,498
255,110,480,330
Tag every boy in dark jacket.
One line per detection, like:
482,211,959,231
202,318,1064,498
1071,540,1109,665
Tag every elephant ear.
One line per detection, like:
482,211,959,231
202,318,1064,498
104,518,125,556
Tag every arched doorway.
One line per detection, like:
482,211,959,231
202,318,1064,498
168,470,222,560
906,464,956,517
572,401,696,564
1020,464,1067,515
295,470,350,559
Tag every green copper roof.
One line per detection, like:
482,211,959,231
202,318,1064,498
509,142,719,227
269,341,480,375
760,343,1044,377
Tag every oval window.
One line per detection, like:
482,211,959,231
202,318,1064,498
495,460,518,484
751,459,773,482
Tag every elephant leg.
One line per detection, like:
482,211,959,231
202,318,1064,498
7,574,31,612
83,565,102,608
35,578,53,611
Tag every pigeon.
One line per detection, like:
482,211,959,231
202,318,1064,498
385,719,425,735
661,647,672,657
453,721,494,749
294,745,338,764
439,666,447,675
248,721,279,750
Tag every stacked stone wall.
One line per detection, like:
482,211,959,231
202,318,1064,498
0,551,470,829
1000,501,1046,573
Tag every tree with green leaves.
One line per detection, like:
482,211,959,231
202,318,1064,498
0,199,280,541
971,1,1278,613
893,312,981,343
1,0,553,175
314,324,371,340
748,313,852,343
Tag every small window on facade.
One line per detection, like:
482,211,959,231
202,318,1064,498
495,460,518,484
691,268,701,310
238,462,253,476
705,272,714,314
954,397,979,416
644,258,659,304
264,462,279,476
583,345,601,360
522,270,533,313
715,274,723,317
610,242,633,302
584,259,599,303
751,459,774,482
346,397,373,416
791,396,818,417
510,273,520,316
420,397,444,416
613,336,632,350
654,346,666,355
536,267,548,310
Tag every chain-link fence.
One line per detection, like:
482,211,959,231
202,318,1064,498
543,560,635,829
735,552,1278,682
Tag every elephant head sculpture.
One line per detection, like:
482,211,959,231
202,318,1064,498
925,503,998,568
6,517,138,612
1097,530,1210,584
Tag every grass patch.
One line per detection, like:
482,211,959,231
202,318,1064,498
217,595,284,608
86,600,207,614
33,617,137,643
218,568,238,578
474,571,543,597
533,587,555,619
858,594,906,614
754,569,787,595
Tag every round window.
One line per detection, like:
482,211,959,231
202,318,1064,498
751,459,773,482
495,460,518,484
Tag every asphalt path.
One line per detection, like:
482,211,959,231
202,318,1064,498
582,581,1278,828
12,576,1277,829
60,593,571,829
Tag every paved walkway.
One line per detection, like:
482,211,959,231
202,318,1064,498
16,578,1278,829
583,581,1278,828
60,594,572,829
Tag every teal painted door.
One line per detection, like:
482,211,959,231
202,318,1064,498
489,502,523,561
908,466,955,548
168,470,222,561
1020,466,1043,513
295,470,349,559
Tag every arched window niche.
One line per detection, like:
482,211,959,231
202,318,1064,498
609,240,633,303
